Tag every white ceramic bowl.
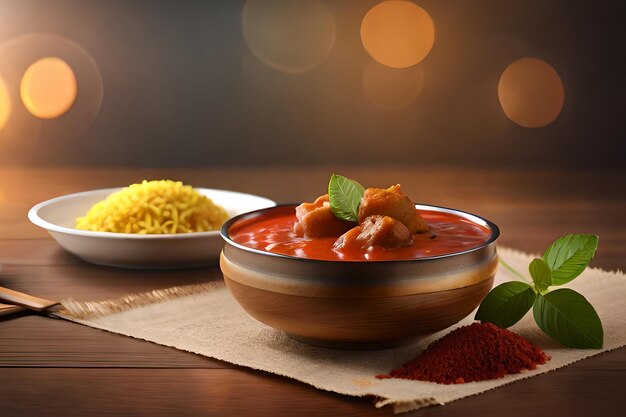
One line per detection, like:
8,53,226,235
28,188,275,269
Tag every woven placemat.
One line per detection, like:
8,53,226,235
55,248,626,414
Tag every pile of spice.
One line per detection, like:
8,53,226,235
377,322,549,384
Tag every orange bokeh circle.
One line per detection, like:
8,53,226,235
20,57,77,119
498,57,564,128
360,1,435,68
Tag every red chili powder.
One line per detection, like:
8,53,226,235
377,322,549,384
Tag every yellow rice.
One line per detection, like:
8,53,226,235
76,180,229,234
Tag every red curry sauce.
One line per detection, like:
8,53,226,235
228,207,492,261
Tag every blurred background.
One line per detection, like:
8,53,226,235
0,0,623,168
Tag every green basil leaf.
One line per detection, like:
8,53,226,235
475,281,536,328
529,258,552,292
533,289,603,349
328,174,365,222
542,234,599,285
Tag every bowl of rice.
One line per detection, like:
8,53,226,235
28,180,275,269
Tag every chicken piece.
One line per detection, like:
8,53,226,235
333,215,413,250
358,215,413,248
332,225,362,250
358,184,429,233
294,194,355,238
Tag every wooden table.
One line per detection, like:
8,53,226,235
1,167,624,417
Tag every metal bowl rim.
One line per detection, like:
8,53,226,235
220,203,500,264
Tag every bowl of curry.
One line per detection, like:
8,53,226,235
220,182,499,350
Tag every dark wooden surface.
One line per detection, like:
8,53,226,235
0,167,625,417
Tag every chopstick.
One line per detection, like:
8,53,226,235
0,286,60,312
0,302,27,317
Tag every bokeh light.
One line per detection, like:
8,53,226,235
363,62,424,110
0,76,10,130
0,34,103,162
498,57,564,128
20,57,77,119
360,1,435,68
242,0,336,74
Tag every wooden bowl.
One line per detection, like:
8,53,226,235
220,205,499,350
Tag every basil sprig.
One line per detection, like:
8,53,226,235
475,234,603,349
328,174,364,222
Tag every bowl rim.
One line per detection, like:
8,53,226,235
28,187,276,240
221,203,500,264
